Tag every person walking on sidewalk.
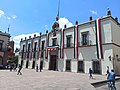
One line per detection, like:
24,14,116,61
106,66,109,76
89,68,93,79
17,64,22,75
107,69,116,86
36,64,38,72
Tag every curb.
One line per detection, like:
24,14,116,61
91,77,120,87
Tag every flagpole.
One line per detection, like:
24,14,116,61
8,24,10,33
57,0,60,19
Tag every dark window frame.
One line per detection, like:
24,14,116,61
66,35,72,48
81,31,89,45
41,41,45,50
52,38,57,46
0,40,3,51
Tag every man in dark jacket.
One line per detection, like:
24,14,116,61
17,64,22,75
107,69,116,86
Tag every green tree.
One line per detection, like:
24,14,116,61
8,56,18,64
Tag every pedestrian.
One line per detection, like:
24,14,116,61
106,66,109,76
13,63,17,71
36,64,38,72
10,64,13,72
89,68,93,79
17,64,22,75
107,69,116,86
40,65,41,72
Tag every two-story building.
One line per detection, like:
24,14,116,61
0,31,11,66
18,14,120,75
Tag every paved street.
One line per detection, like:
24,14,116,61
96,80,120,90
0,69,117,90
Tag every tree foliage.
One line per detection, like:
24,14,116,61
8,56,18,64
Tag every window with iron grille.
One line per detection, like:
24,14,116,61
52,38,57,46
41,51,44,58
0,40,3,50
34,42,37,51
81,32,89,45
66,35,72,48
33,42,37,58
27,44,30,58
21,45,25,59
41,41,45,50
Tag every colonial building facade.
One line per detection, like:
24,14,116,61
18,15,120,75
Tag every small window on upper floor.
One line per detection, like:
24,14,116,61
41,41,45,50
81,31,89,45
52,38,57,46
66,35,72,48
22,45,25,52
28,44,31,52
0,42,3,50
34,42,37,51
53,30,56,37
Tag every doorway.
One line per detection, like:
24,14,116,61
26,60,29,68
66,60,71,72
78,61,84,73
0,56,3,65
32,61,35,69
49,55,57,70
40,61,43,70
93,61,101,74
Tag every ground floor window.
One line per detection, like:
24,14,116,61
66,60,71,71
0,56,3,65
32,61,35,69
26,60,29,68
40,61,43,70
78,61,84,73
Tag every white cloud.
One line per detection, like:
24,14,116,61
0,10,5,17
0,9,17,20
11,15,17,19
13,32,39,49
58,17,73,29
90,10,98,15
7,17,11,20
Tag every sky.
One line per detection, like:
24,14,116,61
0,0,120,49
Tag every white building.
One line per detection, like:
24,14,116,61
18,15,120,75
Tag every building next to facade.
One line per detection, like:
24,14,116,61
7,41,15,58
18,11,120,75
0,31,15,66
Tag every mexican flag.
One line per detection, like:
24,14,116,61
95,18,103,59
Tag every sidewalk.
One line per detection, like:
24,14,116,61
0,69,119,90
